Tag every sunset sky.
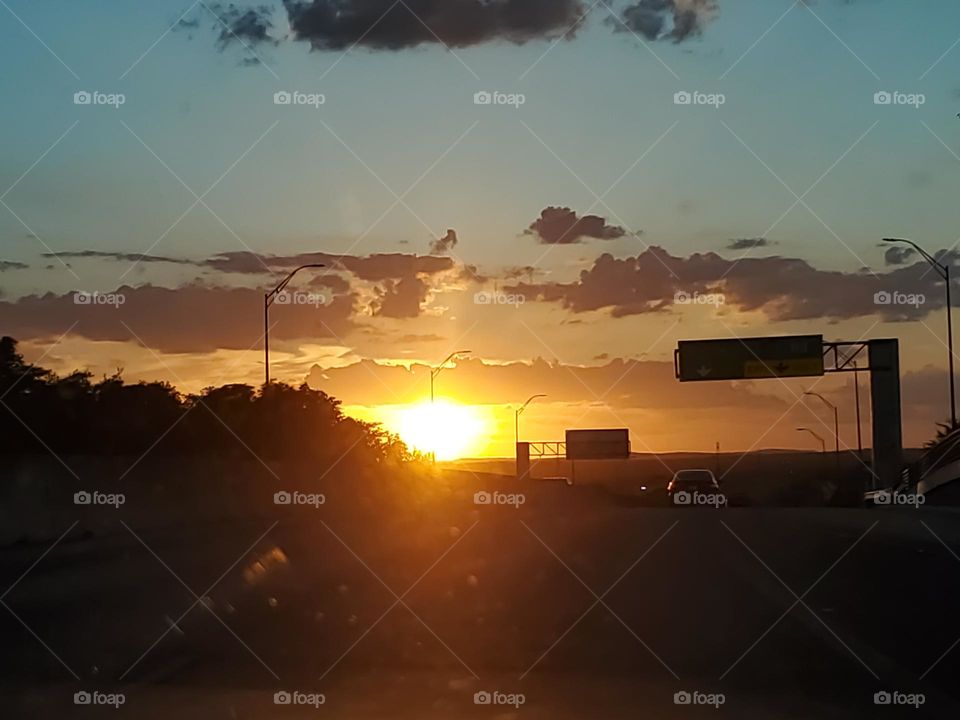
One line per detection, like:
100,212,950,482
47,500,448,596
2,0,960,456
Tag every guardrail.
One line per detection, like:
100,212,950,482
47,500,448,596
904,427,960,496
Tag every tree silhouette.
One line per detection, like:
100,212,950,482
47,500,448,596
0,336,412,465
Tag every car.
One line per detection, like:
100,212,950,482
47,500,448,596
667,469,725,507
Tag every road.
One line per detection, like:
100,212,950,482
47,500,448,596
2,476,960,718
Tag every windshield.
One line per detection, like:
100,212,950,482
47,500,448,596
4,0,960,716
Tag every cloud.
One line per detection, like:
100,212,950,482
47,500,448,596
884,245,917,266
726,237,769,251
307,355,786,410
508,246,957,321
281,0,587,51
396,333,445,343
0,261,28,272
209,3,278,48
525,207,627,244
0,283,357,353
372,275,429,319
42,250,193,265
429,229,459,255
615,0,718,42
199,250,456,281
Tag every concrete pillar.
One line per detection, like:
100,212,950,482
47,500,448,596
516,442,530,480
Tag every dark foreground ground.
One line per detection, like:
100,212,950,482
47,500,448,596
1,457,959,718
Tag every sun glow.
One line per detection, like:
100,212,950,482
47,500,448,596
379,400,491,461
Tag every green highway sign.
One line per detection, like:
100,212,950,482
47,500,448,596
565,429,631,460
676,335,824,382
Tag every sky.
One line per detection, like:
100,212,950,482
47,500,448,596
2,0,960,457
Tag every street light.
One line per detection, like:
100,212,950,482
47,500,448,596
883,238,955,429
804,391,839,471
430,350,471,404
264,264,325,385
803,391,839,462
796,427,826,453
428,350,470,464
515,394,547,447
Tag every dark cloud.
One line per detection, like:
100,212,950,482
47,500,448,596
508,246,958,322
429,229,459,255
200,250,455,281
372,276,428,319
616,0,717,42
884,246,917,266
726,237,770,251
505,265,538,281
42,250,193,265
0,261,28,272
209,3,277,48
525,207,627,244
0,283,357,354
282,0,586,51
34,248,465,321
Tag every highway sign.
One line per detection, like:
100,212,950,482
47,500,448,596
565,429,630,460
676,335,824,382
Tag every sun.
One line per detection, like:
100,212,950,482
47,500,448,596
392,400,490,461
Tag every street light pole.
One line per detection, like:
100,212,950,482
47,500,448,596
430,350,471,405
804,390,839,457
883,238,956,429
264,264,326,386
797,427,826,454
429,350,471,463
515,394,547,447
